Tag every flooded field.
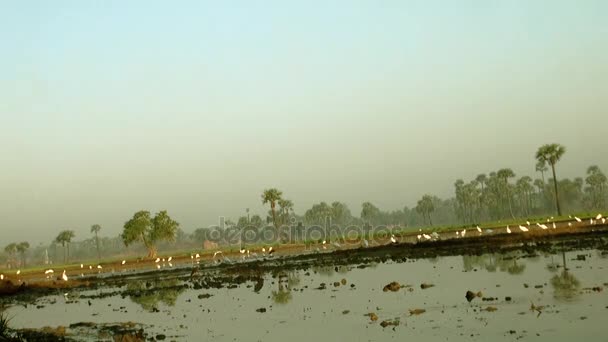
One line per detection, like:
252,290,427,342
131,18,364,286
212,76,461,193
3,234,608,341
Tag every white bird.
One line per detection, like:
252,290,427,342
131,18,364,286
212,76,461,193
539,224,548,230
89,265,93,270
195,253,200,259
461,229,466,237
121,260,126,265
155,258,161,263
45,269,54,275
262,247,266,253
456,231,460,237
552,222,557,229
322,240,327,249
417,234,422,240
575,216,582,222
596,213,603,220
477,226,482,233
16,270,21,275
169,263,173,267
156,264,161,269
568,222,572,227
167,257,172,262
97,265,102,269
62,270,68,281
240,248,246,254
362,239,369,248
590,219,595,225
80,264,84,269
213,251,222,258
506,226,512,234
423,234,432,240
602,218,606,224
526,221,531,226
0,274,4,280
519,225,529,232
268,247,273,253
390,235,397,243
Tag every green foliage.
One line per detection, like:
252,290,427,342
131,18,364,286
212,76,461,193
122,210,179,257
536,143,567,215
262,188,283,229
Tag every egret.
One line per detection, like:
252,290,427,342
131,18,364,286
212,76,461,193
195,253,200,259
97,265,102,269
0,274,3,280
461,229,466,237
362,239,369,248
62,270,68,281
519,225,529,232
506,226,512,234
574,216,582,222
121,260,126,265
45,269,54,275
456,231,460,237
156,264,161,269
89,265,93,270
240,248,246,254
268,247,275,255
477,226,482,233
423,234,431,240
322,240,327,249
262,247,266,254
16,270,21,275
552,222,557,229
168,257,172,262
539,224,548,230
80,264,84,269
568,222,572,227
155,258,161,263
596,214,603,220
526,221,531,226
390,235,397,244
603,218,606,224
590,219,595,225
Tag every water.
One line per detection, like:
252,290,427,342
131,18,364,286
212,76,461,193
5,247,608,341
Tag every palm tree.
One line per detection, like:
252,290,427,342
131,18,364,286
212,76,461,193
416,195,435,226
15,242,30,268
535,161,548,184
55,230,76,263
262,188,283,237
91,224,102,260
536,144,566,216
4,243,17,269
497,168,516,218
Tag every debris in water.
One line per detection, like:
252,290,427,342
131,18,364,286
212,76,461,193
383,282,401,292
409,308,426,316
420,283,435,289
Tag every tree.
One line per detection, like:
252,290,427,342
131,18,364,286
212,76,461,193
55,230,76,263
497,168,516,218
585,165,607,209
277,198,294,226
122,210,179,258
536,144,566,215
90,224,102,260
16,242,30,268
360,202,381,225
416,195,435,226
261,188,283,231
535,161,548,184
4,243,17,268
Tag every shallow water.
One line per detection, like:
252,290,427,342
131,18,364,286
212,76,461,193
5,246,608,341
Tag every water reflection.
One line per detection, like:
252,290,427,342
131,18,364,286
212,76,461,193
271,272,296,304
125,279,186,311
462,253,526,274
550,251,581,302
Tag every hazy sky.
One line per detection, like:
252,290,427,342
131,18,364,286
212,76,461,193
1,1,606,244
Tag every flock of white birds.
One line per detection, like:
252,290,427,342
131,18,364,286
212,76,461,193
1,214,605,283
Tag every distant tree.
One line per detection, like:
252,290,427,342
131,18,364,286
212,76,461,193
277,198,294,226
261,188,283,231
416,195,435,226
497,168,516,218
4,243,17,268
122,210,179,258
90,224,102,260
585,165,607,209
360,202,381,225
16,242,30,268
535,161,548,184
55,230,76,263
536,144,566,215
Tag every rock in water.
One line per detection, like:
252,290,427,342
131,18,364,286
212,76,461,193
383,281,401,292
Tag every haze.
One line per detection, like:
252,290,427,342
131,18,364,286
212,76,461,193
1,1,606,244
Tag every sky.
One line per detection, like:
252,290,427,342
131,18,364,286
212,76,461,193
0,1,607,244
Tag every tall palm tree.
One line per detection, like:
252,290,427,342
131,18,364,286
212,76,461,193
262,188,283,236
535,161,548,184
497,168,516,218
536,144,566,216
91,224,102,260
55,230,76,263
16,242,30,268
